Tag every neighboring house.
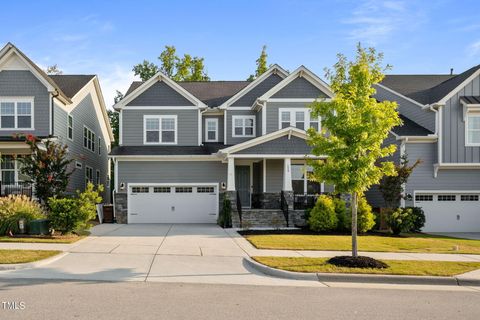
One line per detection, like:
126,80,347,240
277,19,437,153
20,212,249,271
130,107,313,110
111,65,333,225
365,66,480,232
0,43,113,201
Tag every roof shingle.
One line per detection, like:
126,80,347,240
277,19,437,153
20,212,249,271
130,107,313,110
49,75,95,99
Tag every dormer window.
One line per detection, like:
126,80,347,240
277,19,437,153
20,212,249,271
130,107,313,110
0,98,33,130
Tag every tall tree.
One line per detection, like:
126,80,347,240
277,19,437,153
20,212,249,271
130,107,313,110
133,46,209,82
45,64,63,75
113,90,124,104
247,45,268,81
107,110,119,147
308,45,402,257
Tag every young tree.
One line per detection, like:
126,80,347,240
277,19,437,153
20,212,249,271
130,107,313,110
308,45,402,257
19,135,74,204
247,45,268,81
45,64,63,75
132,60,159,81
378,155,422,208
107,109,119,147
158,45,177,77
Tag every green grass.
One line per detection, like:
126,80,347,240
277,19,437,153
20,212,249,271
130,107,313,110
253,256,480,276
0,234,86,244
245,234,480,254
0,249,61,264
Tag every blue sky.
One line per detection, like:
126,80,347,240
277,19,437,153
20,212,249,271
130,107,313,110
1,0,480,107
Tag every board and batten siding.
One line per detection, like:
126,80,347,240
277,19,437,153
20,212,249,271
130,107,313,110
122,109,199,146
374,85,435,133
226,109,257,145
117,161,227,192
404,142,480,206
54,95,110,202
0,70,50,137
443,74,480,163
202,115,224,143
126,81,195,106
265,101,312,134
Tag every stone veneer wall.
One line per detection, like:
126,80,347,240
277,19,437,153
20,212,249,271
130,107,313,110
114,193,128,224
231,209,305,228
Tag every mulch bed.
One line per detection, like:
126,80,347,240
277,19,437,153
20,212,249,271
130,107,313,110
327,256,389,269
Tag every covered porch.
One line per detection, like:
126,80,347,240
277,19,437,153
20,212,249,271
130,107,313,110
0,141,33,197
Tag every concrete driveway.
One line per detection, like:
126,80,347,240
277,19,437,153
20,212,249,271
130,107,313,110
0,224,321,287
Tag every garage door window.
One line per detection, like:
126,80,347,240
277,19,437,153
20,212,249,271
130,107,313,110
438,195,456,201
132,187,149,193
461,195,479,201
175,187,193,193
154,187,171,193
197,187,215,193
415,195,433,202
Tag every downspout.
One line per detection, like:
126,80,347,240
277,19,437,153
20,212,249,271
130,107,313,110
200,108,209,145
428,104,441,177
51,90,60,137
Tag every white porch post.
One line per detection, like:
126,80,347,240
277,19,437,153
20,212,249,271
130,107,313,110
263,158,267,193
283,158,293,191
227,157,235,191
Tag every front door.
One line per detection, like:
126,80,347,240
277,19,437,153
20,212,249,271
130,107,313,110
235,165,251,208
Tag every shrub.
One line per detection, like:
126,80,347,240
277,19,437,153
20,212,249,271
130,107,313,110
76,183,103,231
407,207,425,232
346,196,376,233
333,197,348,232
218,195,232,228
387,207,414,235
0,195,45,235
308,195,338,232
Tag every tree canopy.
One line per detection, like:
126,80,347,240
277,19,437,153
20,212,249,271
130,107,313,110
45,64,63,75
247,45,268,81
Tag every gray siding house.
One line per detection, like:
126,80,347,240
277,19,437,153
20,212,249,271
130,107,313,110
112,60,480,233
0,43,113,201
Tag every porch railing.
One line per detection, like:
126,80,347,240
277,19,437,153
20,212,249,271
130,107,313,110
280,191,289,227
293,194,320,210
236,190,243,227
0,181,33,198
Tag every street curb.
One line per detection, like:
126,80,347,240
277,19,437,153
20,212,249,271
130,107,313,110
245,258,480,286
0,252,67,271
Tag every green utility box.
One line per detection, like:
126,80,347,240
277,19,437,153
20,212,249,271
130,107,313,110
28,219,50,235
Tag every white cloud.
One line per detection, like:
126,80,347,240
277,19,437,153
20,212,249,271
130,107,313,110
97,65,136,109
343,0,424,45
468,40,480,57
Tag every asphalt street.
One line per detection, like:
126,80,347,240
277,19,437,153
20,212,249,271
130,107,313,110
0,279,479,320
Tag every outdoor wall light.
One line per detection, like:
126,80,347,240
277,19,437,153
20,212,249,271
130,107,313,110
120,182,126,190
221,182,226,190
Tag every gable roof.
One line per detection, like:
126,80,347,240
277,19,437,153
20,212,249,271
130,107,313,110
49,75,96,99
392,115,433,136
178,81,249,107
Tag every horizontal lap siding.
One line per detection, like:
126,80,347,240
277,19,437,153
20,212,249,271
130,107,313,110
265,159,283,192
231,74,283,107
117,161,227,192
443,74,480,163
272,77,328,99
235,136,312,154
226,110,257,145
0,70,50,137
122,109,198,146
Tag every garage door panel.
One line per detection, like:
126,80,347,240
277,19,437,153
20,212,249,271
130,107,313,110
128,185,218,224
415,193,480,232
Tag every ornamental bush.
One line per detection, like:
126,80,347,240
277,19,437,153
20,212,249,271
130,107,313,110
76,183,103,231
333,197,348,232
218,195,232,228
346,196,376,233
308,195,338,232
407,207,426,232
0,195,45,234
387,207,414,235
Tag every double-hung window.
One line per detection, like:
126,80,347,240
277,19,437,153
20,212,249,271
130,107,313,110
85,166,93,187
144,115,177,144
83,126,95,152
0,98,33,129
67,115,73,140
96,170,100,185
232,116,255,137
205,118,218,142
466,114,480,146
279,108,320,131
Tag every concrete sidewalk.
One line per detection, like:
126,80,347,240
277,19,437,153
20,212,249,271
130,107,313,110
225,229,480,262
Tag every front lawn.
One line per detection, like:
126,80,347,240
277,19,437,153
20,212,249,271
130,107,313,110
0,249,61,264
0,233,87,244
253,256,480,276
245,233,480,254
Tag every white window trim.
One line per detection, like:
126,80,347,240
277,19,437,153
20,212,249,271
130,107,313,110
205,118,219,142
0,97,34,130
67,114,74,141
96,169,100,185
98,137,101,155
0,154,25,183
465,113,480,146
278,108,320,131
143,115,178,145
232,115,256,138
83,125,96,153
85,165,93,188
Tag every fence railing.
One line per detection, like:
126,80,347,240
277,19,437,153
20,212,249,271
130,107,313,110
0,181,33,198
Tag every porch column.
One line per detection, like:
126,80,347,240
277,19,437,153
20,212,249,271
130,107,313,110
263,158,267,193
283,158,293,191
227,157,235,191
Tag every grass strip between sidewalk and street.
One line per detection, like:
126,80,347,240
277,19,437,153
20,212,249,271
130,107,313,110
245,234,480,254
0,234,86,244
253,256,480,276
0,249,61,264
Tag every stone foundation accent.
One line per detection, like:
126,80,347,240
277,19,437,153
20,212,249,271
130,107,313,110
114,192,128,224
232,209,306,228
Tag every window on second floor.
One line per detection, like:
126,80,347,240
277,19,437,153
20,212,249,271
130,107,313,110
83,126,96,152
67,115,73,140
98,137,101,155
144,115,177,144
96,169,100,185
0,98,33,130
232,115,255,137
205,118,218,142
466,114,480,146
279,108,320,131
85,166,93,187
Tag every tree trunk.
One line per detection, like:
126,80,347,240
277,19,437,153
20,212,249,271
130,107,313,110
351,192,358,257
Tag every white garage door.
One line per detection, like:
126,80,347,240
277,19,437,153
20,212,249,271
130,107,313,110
128,184,218,223
415,192,480,232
